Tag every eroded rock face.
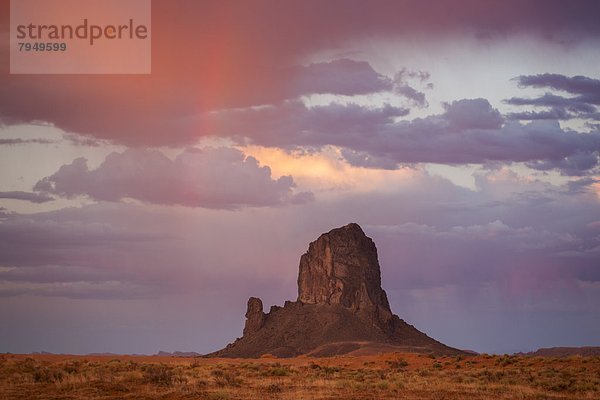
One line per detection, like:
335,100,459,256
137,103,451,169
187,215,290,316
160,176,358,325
243,297,265,335
207,223,465,358
297,223,392,324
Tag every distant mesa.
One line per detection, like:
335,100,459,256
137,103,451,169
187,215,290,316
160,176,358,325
208,223,467,358
156,351,202,357
520,347,600,358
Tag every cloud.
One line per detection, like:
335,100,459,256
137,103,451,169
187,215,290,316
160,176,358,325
0,166,599,352
527,152,599,176
0,191,54,203
0,265,126,284
507,74,600,121
368,219,586,292
393,68,431,107
0,213,172,269
1,0,599,355
0,138,56,145
506,108,571,121
2,1,600,146
205,98,600,174
395,84,427,107
0,207,10,220
0,163,598,350
33,147,312,209
515,74,600,101
566,176,598,194
0,280,154,300
339,148,401,170
289,59,393,97
443,98,504,130
206,100,409,148
0,207,185,300
0,201,310,301
357,174,600,297
506,93,596,113
0,56,412,147
2,166,599,299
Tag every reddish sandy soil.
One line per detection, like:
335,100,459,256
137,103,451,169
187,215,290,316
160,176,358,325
1,352,599,399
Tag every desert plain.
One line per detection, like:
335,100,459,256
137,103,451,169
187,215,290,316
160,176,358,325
1,352,599,400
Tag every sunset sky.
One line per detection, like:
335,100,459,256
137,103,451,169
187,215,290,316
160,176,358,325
1,0,599,355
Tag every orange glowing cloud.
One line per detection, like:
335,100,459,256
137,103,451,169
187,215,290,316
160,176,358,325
240,145,418,193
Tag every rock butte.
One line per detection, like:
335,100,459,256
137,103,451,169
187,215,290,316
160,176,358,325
208,223,466,358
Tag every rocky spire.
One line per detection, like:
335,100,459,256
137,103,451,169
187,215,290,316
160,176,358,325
207,223,465,358
297,223,393,323
243,297,265,335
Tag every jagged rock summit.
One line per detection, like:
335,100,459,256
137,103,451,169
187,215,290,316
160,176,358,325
298,223,393,326
209,223,465,358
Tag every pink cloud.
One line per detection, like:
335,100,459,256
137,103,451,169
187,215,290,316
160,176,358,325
1,1,600,146
34,147,313,208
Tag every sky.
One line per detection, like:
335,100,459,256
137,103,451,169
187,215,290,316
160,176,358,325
0,0,599,355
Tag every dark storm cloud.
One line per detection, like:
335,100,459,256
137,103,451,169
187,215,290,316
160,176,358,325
1,1,600,146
